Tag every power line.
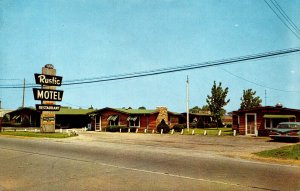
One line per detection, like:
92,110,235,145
264,0,300,40
0,47,299,89
60,101,89,109
0,79,22,81
271,0,300,35
219,68,300,93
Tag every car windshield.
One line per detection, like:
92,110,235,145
276,124,300,129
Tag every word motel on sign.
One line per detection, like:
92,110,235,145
33,88,63,101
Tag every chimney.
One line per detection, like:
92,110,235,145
156,106,168,127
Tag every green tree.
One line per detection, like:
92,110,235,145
240,89,262,110
201,105,210,111
189,105,210,113
138,106,146,110
206,81,230,127
190,106,200,113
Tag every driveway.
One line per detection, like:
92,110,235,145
67,131,299,165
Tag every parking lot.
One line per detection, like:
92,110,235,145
68,131,299,165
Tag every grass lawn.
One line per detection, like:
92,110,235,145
0,131,77,138
255,144,300,160
172,127,233,136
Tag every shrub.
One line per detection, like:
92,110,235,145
172,124,186,132
106,126,120,132
157,119,170,133
206,123,217,128
106,126,127,132
226,123,232,128
2,122,22,127
190,122,197,129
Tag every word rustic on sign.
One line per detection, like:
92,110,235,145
33,88,64,101
34,73,63,86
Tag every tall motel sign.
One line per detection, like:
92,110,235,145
33,64,63,133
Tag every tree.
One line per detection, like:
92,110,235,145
240,89,262,110
189,105,210,113
190,106,200,113
206,81,230,127
138,106,146,110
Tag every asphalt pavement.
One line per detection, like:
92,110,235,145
0,132,299,191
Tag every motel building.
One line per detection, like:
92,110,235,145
89,107,181,132
232,104,300,136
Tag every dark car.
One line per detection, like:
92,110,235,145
269,122,300,142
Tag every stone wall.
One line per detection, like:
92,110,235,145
156,106,168,127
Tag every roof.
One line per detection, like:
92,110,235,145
182,112,212,116
90,107,181,116
6,107,39,115
56,107,95,115
114,108,158,114
232,106,300,114
4,107,94,116
0,109,14,117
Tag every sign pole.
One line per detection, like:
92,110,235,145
33,64,63,133
41,65,56,132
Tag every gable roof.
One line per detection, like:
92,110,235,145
56,107,95,115
114,108,158,114
89,107,182,116
182,112,212,117
6,107,39,116
90,107,158,115
232,106,300,114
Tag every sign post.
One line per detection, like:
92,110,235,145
33,64,63,133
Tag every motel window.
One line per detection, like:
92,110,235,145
265,118,271,129
108,115,119,126
127,116,140,127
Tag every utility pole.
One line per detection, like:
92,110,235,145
264,89,267,106
186,76,190,132
22,78,25,108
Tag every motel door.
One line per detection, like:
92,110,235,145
95,115,101,131
245,113,257,136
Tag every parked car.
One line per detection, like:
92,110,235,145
269,122,300,142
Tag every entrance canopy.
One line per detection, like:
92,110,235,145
263,114,296,119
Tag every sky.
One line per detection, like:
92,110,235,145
1,0,300,113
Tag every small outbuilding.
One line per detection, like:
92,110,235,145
55,107,95,128
180,111,214,128
232,104,300,136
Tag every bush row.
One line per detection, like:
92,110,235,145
105,126,139,132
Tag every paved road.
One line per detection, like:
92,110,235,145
0,133,299,191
